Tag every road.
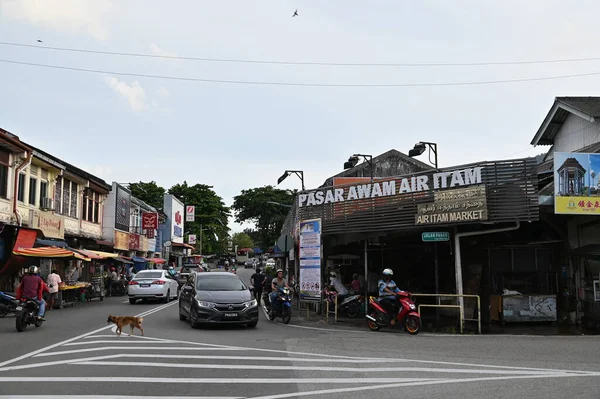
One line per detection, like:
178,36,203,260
0,267,598,399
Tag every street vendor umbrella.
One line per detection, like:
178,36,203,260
13,247,91,261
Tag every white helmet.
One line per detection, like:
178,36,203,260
382,268,393,276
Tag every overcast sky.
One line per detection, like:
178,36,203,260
1,0,599,233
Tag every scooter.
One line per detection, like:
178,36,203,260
0,291,18,318
324,289,363,318
264,287,292,324
365,291,421,335
15,298,44,332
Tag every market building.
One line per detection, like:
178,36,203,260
282,150,545,330
531,96,600,329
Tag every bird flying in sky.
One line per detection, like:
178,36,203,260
292,10,298,17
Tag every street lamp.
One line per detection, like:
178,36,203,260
267,201,293,208
343,154,373,180
408,141,438,169
277,170,305,191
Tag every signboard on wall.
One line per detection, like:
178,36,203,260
299,218,321,298
30,210,64,239
114,230,130,251
129,233,140,251
142,212,158,230
186,206,195,222
188,234,197,245
554,152,600,214
415,185,488,225
115,185,131,232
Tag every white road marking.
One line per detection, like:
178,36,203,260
0,301,177,368
34,347,235,357
276,322,371,334
73,361,571,375
0,396,240,399
0,377,438,384
63,340,181,346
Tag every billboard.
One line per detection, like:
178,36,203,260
299,218,322,299
554,152,600,214
164,195,185,243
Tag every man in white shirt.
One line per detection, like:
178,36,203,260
329,272,349,304
46,269,62,310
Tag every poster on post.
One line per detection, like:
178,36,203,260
299,218,322,299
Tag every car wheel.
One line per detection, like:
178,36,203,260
189,307,199,328
164,290,170,303
247,321,258,328
179,306,187,321
129,298,136,305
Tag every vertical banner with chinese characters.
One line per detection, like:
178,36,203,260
554,152,600,214
299,218,321,298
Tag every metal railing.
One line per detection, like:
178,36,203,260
411,293,481,334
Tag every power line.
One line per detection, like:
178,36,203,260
2,41,600,68
2,58,600,87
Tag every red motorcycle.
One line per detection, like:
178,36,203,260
366,291,421,335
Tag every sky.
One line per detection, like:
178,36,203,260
1,0,600,233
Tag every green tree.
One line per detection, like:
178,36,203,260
232,186,294,250
168,182,230,255
129,181,165,210
243,228,261,247
231,232,254,250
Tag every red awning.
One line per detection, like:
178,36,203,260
172,242,194,249
13,247,90,261
70,248,105,260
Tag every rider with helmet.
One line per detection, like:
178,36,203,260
168,265,177,277
15,266,46,321
270,269,289,310
378,268,401,324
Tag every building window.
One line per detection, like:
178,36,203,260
39,181,48,207
0,164,8,198
17,173,26,202
55,176,78,218
82,190,101,223
28,177,37,205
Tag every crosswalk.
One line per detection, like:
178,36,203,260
1,302,599,399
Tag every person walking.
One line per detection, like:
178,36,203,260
46,269,62,310
250,268,266,305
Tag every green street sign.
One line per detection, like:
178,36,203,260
422,232,450,242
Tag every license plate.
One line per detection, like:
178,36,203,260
140,284,150,287
16,306,22,311
224,313,238,318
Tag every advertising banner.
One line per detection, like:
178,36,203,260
142,212,159,230
554,152,600,214
188,234,197,245
114,230,130,251
186,205,195,222
30,210,64,239
129,234,140,250
299,218,322,298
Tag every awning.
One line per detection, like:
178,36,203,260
132,256,148,263
85,250,119,258
172,242,194,249
70,248,105,260
114,257,134,265
35,238,68,248
13,247,90,261
149,258,166,264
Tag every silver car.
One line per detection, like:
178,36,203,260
128,270,179,304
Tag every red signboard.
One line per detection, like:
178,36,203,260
146,229,155,239
13,228,38,251
142,212,158,230
129,234,140,250
175,211,182,225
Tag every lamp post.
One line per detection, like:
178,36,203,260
277,170,305,190
408,141,438,169
343,154,373,180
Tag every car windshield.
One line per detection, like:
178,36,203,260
196,275,247,291
134,271,163,279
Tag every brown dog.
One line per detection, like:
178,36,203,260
107,315,144,336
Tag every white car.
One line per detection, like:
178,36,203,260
128,270,179,304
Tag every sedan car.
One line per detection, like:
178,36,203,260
178,272,258,328
128,270,179,304
177,264,204,286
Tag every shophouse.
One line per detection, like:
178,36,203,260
282,149,545,330
531,96,600,329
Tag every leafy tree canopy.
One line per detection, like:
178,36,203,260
129,181,165,210
231,232,254,250
232,186,294,249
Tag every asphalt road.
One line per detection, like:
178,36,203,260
0,268,598,399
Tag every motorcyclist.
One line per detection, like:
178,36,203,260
328,272,349,303
378,268,401,325
15,266,46,321
167,266,177,277
270,269,289,311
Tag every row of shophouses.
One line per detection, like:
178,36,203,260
283,96,600,330
0,127,193,290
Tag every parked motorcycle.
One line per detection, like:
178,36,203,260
15,298,44,332
264,287,292,324
324,289,363,318
0,291,18,318
365,291,421,335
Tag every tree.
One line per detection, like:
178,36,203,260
243,228,261,247
231,232,254,250
232,186,294,250
129,181,165,210
168,182,230,255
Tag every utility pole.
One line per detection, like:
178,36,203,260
199,223,202,256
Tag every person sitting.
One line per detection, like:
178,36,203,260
351,274,361,292
378,268,401,324
16,266,46,321
329,272,349,303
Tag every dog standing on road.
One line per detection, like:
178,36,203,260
107,315,144,336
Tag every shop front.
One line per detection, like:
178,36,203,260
284,157,542,329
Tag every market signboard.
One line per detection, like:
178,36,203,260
416,185,488,225
299,218,321,299
114,230,129,251
30,210,64,239
554,152,600,214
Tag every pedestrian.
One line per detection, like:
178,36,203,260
250,268,266,305
46,269,62,310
